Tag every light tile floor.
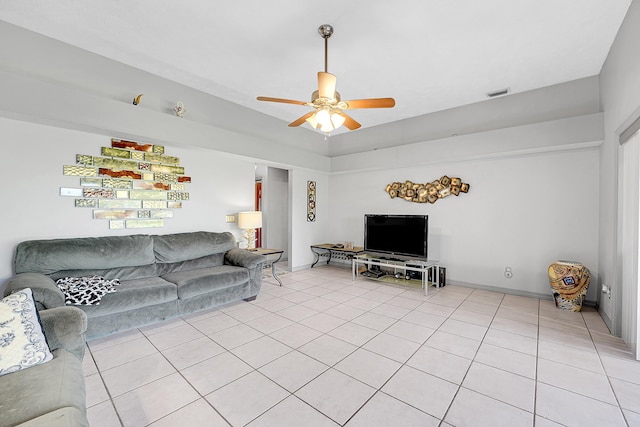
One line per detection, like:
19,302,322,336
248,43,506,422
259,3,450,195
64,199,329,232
83,265,640,427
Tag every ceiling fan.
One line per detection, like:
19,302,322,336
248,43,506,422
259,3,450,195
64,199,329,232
257,24,396,134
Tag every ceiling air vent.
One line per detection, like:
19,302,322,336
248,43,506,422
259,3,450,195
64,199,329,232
487,88,510,98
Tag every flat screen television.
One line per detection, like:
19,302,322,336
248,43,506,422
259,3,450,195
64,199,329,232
364,214,428,260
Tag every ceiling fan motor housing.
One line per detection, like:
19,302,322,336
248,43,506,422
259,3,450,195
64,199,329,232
318,24,333,39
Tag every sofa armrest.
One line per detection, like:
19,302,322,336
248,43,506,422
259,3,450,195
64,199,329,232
5,273,66,310
39,307,88,360
224,248,266,269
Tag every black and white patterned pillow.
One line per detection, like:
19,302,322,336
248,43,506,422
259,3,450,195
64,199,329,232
55,276,120,306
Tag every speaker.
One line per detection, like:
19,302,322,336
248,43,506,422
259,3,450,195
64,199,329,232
404,266,422,281
427,267,446,287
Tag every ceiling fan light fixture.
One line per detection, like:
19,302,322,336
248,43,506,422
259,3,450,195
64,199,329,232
305,113,319,129
331,112,346,129
256,24,394,135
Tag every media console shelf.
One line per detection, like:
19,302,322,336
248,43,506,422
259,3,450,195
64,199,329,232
352,254,441,295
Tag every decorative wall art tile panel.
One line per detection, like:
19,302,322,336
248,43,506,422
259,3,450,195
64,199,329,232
144,153,180,164
125,219,164,229
93,157,138,170
98,200,141,209
167,192,189,201
142,200,166,209
101,147,131,159
93,210,139,219
154,173,177,183
129,190,166,200
102,178,133,189
151,210,174,218
60,188,83,197
80,178,102,187
76,155,93,165
75,199,97,208
134,181,170,191
111,139,153,152
63,138,191,228
150,164,184,175
98,168,142,180
109,220,125,230
83,188,115,199
64,165,97,176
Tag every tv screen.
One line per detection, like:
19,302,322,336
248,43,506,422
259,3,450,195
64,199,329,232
364,214,428,260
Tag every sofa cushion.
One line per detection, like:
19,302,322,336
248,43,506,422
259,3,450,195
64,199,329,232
15,235,154,275
77,277,177,317
16,407,89,427
0,288,53,377
0,349,86,427
162,266,249,299
153,231,236,263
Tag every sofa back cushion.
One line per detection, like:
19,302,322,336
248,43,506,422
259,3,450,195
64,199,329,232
15,235,155,275
153,231,236,264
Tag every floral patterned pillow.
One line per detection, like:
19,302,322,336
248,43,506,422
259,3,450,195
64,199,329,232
0,288,53,376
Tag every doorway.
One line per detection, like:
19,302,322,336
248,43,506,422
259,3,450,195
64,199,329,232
255,165,290,268
619,129,640,360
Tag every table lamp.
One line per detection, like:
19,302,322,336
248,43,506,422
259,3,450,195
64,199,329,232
238,211,262,250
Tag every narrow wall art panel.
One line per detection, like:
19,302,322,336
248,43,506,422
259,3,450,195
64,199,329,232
307,181,316,222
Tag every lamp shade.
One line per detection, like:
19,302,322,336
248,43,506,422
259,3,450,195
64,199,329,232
238,211,262,229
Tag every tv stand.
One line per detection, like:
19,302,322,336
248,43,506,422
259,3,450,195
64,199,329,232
352,253,441,295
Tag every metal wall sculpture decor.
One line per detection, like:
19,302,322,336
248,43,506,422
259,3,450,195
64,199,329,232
61,138,191,229
385,176,469,204
307,181,316,222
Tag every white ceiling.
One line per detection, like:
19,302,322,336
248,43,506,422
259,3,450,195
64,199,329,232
0,0,632,135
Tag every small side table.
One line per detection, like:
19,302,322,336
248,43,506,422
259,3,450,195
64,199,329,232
251,248,285,286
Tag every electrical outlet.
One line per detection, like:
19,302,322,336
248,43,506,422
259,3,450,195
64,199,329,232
504,267,513,278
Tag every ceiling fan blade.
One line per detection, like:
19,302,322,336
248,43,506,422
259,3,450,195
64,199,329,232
257,96,307,106
338,112,361,130
344,98,396,109
288,111,315,127
318,72,337,99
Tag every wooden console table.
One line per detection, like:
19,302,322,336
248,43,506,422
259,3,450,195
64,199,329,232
310,244,364,268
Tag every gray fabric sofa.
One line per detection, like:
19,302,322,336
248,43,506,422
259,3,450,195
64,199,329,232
0,306,89,427
6,231,265,339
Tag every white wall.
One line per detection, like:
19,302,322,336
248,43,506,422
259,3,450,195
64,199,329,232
329,117,601,301
600,0,640,344
289,169,330,270
0,117,257,288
